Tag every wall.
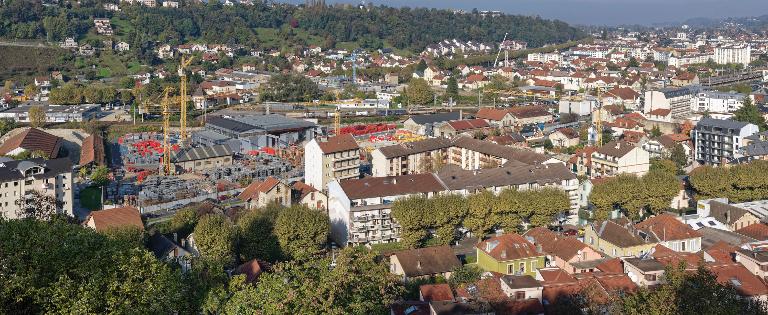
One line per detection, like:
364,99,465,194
476,248,545,277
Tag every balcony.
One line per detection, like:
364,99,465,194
351,236,368,243
332,154,358,162
333,163,359,171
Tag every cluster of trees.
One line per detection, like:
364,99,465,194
0,0,585,52
733,96,768,131
391,189,570,248
258,73,320,103
689,160,768,203
589,160,681,221
48,82,124,105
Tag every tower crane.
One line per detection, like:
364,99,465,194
178,56,194,142
493,33,509,68
161,87,174,175
594,88,604,146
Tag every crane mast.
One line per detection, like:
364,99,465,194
178,56,194,142
493,32,509,68
161,87,174,175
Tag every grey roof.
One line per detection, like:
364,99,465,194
436,163,575,191
696,117,753,130
451,136,549,165
624,257,665,272
0,158,71,181
173,145,233,163
745,141,768,157
698,227,756,249
148,233,190,259
207,114,316,134
407,112,460,125
377,137,453,158
658,84,701,98
500,275,542,289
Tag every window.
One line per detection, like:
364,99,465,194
531,260,537,271
518,262,525,274
613,248,617,256
507,264,515,274
589,237,594,245
515,291,525,300
645,274,657,281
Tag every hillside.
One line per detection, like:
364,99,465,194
0,44,72,82
0,1,586,53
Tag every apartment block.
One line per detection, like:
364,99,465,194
590,140,650,178
714,44,751,67
0,158,73,219
693,117,759,165
643,85,701,119
304,134,360,190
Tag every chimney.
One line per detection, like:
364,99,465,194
417,260,422,269
500,250,507,259
615,142,621,149
460,109,464,120
536,244,543,253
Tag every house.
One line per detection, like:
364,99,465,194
389,246,462,281
0,128,62,159
419,284,455,302
622,257,665,287
706,200,762,231
590,140,650,178
327,174,445,246
524,227,603,274
304,134,360,190
148,233,192,271
172,144,233,173
499,275,543,302
567,146,598,177
476,107,515,126
84,206,144,232
477,107,551,127
736,224,768,241
547,128,580,148
583,218,655,258
476,233,546,277
435,119,489,138
403,112,461,136
604,87,641,110
79,134,106,167
371,137,452,177
238,176,291,209
0,158,74,219
233,258,266,284
708,263,768,301
291,181,327,210
634,214,702,253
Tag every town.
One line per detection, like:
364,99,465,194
2,0,768,314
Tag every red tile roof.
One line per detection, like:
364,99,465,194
446,118,489,131
595,258,624,273
737,224,768,241
538,268,577,284
634,214,702,242
234,258,265,284
709,264,768,297
476,233,542,261
317,134,359,154
648,108,672,117
419,283,454,302
80,134,105,166
238,176,282,201
476,107,509,121
705,241,739,264
0,128,62,159
291,181,318,200
85,206,144,232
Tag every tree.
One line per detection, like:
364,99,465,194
689,161,768,202
464,190,499,236
274,205,330,260
445,76,459,101
448,264,482,288
167,207,199,238
650,125,662,137
0,118,18,137
90,165,110,186
3,80,13,92
215,247,404,314
23,84,37,98
28,106,46,128
618,263,767,315
193,214,237,265
733,96,767,131
0,219,188,314
14,190,62,220
543,139,554,150
259,73,321,102
237,208,283,262
669,144,688,172
405,78,434,106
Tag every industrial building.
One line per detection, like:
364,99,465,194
0,103,100,123
193,114,320,151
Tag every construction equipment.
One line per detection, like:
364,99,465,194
493,32,509,68
334,108,341,135
178,56,194,141
594,88,603,146
161,87,174,175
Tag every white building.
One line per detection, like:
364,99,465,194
714,44,751,67
0,158,74,219
692,91,748,115
644,85,702,119
693,117,759,165
304,134,360,190
527,52,562,63
558,97,597,116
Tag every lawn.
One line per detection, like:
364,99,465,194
80,186,102,211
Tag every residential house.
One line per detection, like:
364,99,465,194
291,181,327,211
304,134,360,190
547,128,580,148
584,218,656,258
590,140,650,178
403,112,461,136
623,257,665,287
238,177,291,209
476,233,546,277
327,174,445,246
524,227,603,274
419,284,455,302
371,137,452,177
0,128,62,159
634,214,702,253
499,275,544,302
148,233,192,271
707,200,762,231
79,134,106,168
84,206,144,232
435,119,489,138
389,246,462,281
567,146,598,177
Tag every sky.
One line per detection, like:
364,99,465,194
287,0,768,26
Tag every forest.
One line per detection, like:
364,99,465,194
0,0,586,52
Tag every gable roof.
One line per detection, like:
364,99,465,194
445,119,489,132
709,264,768,297
391,246,461,277
407,112,461,125
238,177,284,201
736,224,768,241
173,144,233,163
234,258,265,284
709,201,754,225
475,107,510,121
593,219,647,248
292,181,318,200
594,140,638,158
419,283,455,302
338,174,445,200
0,128,62,159
316,134,359,154
634,214,702,242
476,233,542,261
79,134,105,166
85,206,144,232
436,163,575,191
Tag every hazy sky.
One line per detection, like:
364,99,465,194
288,0,768,26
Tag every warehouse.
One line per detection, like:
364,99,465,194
172,144,234,173
194,114,319,149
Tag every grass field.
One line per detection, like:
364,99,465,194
80,186,103,211
0,45,71,82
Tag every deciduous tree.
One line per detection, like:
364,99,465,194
274,205,330,260
193,214,237,265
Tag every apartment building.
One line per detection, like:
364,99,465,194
327,174,445,246
372,136,557,177
304,134,360,190
527,52,562,63
643,85,702,119
693,118,759,165
714,44,752,66
692,91,747,116
0,158,73,219
590,140,650,178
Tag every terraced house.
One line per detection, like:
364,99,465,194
584,214,702,258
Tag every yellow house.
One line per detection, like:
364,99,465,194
583,218,656,258
475,233,546,277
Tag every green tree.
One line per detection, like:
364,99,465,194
445,76,459,101
650,125,662,137
405,78,434,106
733,96,767,131
168,207,199,238
392,195,434,248
215,247,404,314
238,208,283,262
259,73,321,102
0,219,187,314
28,106,46,128
669,144,688,172
0,118,18,137
464,190,499,236
193,214,237,265
274,205,330,260
23,83,37,98
90,165,110,186
448,264,482,288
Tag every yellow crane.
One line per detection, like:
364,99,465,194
178,56,194,142
594,88,603,147
334,108,341,134
161,87,174,175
